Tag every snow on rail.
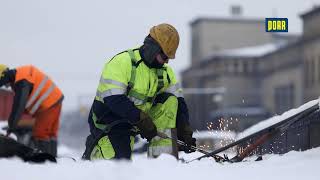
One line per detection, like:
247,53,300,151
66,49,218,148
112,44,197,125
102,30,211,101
237,99,319,140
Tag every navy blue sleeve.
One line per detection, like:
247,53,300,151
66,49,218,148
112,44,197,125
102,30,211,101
8,80,33,129
103,95,141,124
177,97,190,126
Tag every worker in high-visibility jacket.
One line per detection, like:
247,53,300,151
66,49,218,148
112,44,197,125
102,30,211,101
0,64,63,156
82,23,196,160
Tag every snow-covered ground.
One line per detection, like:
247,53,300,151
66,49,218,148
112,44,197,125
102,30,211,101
0,145,319,180
1,119,319,180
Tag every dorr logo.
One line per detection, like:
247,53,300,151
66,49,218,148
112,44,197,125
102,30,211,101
265,18,288,32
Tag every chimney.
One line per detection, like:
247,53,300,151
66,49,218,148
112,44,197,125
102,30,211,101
230,5,242,17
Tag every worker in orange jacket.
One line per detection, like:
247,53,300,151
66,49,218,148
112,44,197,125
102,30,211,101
0,64,63,156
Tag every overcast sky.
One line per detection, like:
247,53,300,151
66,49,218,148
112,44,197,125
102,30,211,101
0,0,319,110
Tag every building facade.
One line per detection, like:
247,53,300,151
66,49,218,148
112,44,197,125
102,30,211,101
183,6,320,131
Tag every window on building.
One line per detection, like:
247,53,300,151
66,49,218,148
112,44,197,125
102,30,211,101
274,83,295,114
215,61,222,74
310,59,315,86
191,31,200,62
318,56,320,84
234,61,239,74
249,61,253,73
253,61,259,73
227,61,234,73
305,59,309,87
243,61,248,74
238,61,244,73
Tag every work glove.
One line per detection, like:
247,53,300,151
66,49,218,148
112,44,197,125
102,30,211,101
177,122,197,153
136,111,157,142
179,137,196,153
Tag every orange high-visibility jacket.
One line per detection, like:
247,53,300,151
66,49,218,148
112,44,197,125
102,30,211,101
15,65,63,114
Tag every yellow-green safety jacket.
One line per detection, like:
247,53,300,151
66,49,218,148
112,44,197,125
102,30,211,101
88,47,184,157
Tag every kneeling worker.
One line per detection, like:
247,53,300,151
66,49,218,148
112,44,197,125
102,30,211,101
0,64,64,156
83,23,196,160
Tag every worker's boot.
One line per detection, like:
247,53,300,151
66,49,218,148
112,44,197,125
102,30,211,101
50,138,57,157
31,138,57,157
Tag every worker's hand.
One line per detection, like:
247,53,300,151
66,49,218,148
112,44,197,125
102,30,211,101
136,111,157,142
177,122,196,153
6,127,15,137
179,137,197,153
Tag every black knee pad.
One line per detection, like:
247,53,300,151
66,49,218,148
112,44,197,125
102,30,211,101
108,134,132,160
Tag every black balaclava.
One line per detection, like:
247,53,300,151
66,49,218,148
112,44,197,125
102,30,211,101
141,35,164,69
0,68,16,88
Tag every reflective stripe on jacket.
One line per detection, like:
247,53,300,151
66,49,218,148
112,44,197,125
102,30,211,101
15,65,63,114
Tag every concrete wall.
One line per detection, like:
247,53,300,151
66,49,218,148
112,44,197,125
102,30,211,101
303,38,320,101
302,9,320,39
207,75,260,108
262,65,303,114
191,18,274,65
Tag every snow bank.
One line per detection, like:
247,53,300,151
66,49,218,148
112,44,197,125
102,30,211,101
193,130,236,141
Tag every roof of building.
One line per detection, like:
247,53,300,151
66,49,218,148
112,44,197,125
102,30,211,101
200,40,288,63
215,42,287,58
300,5,320,19
190,17,264,26
198,32,303,65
